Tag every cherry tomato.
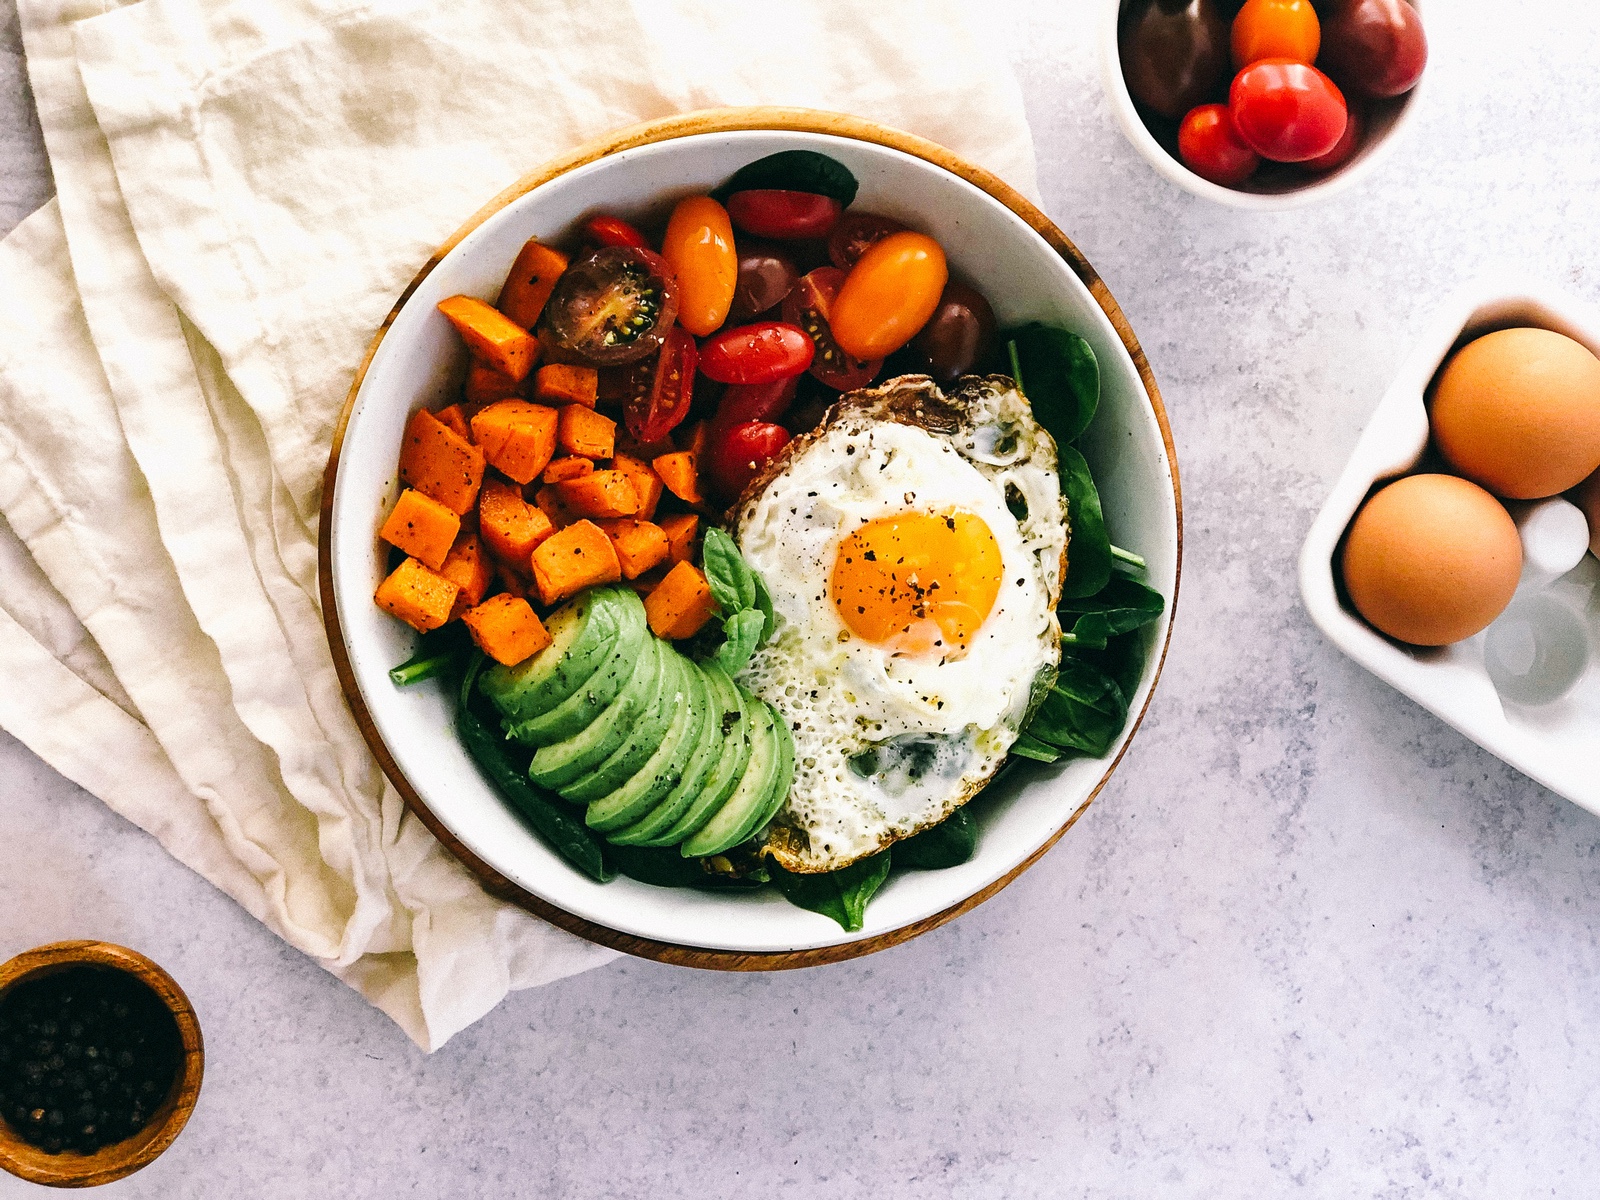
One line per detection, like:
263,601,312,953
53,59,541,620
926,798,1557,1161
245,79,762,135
1231,0,1319,68
539,246,679,367
622,328,697,444
1178,102,1262,185
660,196,738,337
782,267,883,391
1302,100,1363,171
907,281,997,383
725,190,843,240
698,322,815,385
728,242,799,322
830,232,948,361
707,421,792,500
582,214,650,250
1229,59,1347,162
1118,0,1231,120
827,211,906,270
714,377,798,429
1318,0,1426,98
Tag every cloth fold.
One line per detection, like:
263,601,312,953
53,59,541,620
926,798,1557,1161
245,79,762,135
0,0,1039,1048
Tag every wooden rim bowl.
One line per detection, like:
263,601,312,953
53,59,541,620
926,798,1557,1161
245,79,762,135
0,942,203,1189
320,106,1183,970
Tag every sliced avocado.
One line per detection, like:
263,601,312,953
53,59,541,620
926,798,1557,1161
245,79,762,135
559,646,684,806
588,659,710,832
722,699,796,849
680,689,781,859
481,587,626,724
607,660,723,846
527,636,662,790
505,589,646,746
646,663,751,847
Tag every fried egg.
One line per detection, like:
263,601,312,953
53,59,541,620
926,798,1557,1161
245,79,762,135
734,375,1068,873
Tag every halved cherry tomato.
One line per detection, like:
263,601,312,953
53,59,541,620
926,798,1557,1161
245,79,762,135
623,328,697,444
582,214,650,250
699,322,814,386
827,211,906,270
1318,0,1426,98
726,190,843,240
707,420,792,500
728,242,800,322
830,231,948,361
1231,0,1320,68
1178,102,1262,186
714,377,798,430
540,246,679,366
908,281,998,383
782,267,883,391
1302,100,1363,171
1229,59,1347,162
660,196,738,337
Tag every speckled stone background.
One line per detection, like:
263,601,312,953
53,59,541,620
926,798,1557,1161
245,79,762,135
3,2,1599,1196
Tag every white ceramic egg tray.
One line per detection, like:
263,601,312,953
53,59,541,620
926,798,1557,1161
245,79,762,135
1299,276,1600,816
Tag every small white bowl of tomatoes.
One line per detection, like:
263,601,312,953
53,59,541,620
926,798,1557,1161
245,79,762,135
1103,0,1427,208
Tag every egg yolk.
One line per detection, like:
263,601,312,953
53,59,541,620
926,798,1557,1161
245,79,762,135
830,511,1003,656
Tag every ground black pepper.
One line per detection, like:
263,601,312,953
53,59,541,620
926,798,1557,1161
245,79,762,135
0,967,182,1155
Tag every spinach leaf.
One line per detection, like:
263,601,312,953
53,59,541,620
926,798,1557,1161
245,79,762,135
1057,445,1112,599
1025,659,1129,759
605,844,766,891
894,809,977,870
1009,732,1063,763
711,150,859,207
1059,575,1165,649
389,622,471,687
772,852,892,932
1008,323,1099,446
702,527,757,614
714,608,768,675
1074,629,1152,708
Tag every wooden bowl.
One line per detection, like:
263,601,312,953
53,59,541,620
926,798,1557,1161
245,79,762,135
320,107,1183,969
0,942,204,1189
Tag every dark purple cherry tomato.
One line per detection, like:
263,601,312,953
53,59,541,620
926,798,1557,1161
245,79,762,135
727,242,800,323
1229,59,1347,162
726,190,843,240
1318,0,1426,98
714,377,798,430
707,421,792,500
1118,0,1231,119
1178,102,1261,185
782,267,883,391
540,246,679,366
827,211,906,271
623,328,696,444
582,214,650,250
1301,100,1363,171
906,281,997,383
699,322,815,385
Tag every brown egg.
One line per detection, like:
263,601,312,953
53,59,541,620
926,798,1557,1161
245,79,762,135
1431,327,1600,499
1341,474,1522,646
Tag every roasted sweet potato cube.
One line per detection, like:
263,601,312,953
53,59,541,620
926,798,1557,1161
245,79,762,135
439,531,493,608
534,484,579,528
531,519,622,606
478,478,555,566
644,561,717,640
378,488,461,571
542,456,595,485
438,295,540,381
464,361,523,408
555,470,641,519
434,403,471,442
461,593,552,666
610,453,664,520
399,408,484,515
651,451,701,504
557,405,616,459
596,519,671,580
657,512,700,565
534,363,599,408
497,239,569,330
375,557,460,633
469,400,558,485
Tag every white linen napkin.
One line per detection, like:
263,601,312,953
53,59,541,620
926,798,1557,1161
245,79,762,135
0,0,1039,1049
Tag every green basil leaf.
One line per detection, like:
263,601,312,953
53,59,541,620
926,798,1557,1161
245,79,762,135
1059,575,1165,649
894,809,978,870
711,150,859,207
701,527,756,614
752,570,776,643
772,852,892,932
714,608,768,675
1009,323,1099,446
1058,445,1112,599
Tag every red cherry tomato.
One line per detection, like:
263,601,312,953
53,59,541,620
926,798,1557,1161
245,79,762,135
1229,59,1348,162
623,328,697,444
1302,100,1363,171
1178,103,1262,186
782,267,883,391
698,322,815,385
582,214,650,250
728,242,800,322
907,281,997,383
830,232,948,361
725,190,843,240
714,377,798,430
707,421,792,500
1318,0,1427,98
540,246,679,367
660,196,738,337
1231,0,1319,68
827,211,906,270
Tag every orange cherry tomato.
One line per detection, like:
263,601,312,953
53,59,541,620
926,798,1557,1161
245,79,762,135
660,196,738,336
828,231,948,361
1232,0,1320,68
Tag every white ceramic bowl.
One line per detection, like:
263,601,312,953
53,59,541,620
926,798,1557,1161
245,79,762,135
1299,275,1600,815
1101,0,1426,210
323,112,1181,963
